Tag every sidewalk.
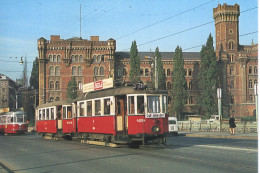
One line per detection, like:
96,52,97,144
177,131,258,140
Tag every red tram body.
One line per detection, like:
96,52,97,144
36,85,169,145
0,111,28,134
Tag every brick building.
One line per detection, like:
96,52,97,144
38,3,257,118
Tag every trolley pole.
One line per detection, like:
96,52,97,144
217,88,222,132
154,56,158,90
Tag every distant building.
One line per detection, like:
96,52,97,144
38,3,257,118
0,74,20,112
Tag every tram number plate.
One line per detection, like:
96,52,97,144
146,113,165,118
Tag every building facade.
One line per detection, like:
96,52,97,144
38,3,258,118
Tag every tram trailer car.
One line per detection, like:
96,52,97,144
0,111,28,134
36,86,169,145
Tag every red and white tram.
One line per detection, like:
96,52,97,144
36,84,169,145
0,111,28,134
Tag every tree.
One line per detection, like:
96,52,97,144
129,40,140,83
198,34,218,118
29,57,39,90
154,47,166,89
66,77,78,99
171,46,186,120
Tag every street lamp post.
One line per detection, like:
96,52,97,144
217,88,222,132
254,83,258,124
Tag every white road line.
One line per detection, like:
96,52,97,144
195,144,258,153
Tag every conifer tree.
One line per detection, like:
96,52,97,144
154,47,166,89
172,46,186,120
129,40,140,83
29,57,39,90
198,34,218,118
66,77,78,99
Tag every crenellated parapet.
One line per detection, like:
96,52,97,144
213,3,240,24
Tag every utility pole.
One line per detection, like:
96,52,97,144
217,88,222,132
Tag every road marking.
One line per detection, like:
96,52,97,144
195,144,258,153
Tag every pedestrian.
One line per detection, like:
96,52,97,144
229,117,236,135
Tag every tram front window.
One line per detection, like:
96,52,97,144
147,96,160,113
17,115,23,123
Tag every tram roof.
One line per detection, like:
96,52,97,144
37,99,73,109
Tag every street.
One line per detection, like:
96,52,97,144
0,134,257,173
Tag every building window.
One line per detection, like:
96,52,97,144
55,81,60,90
49,97,54,102
188,81,192,90
78,81,82,90
71,55,75,62
101,55,104,62
254,79,257,85
230,66,234,75
228,41,234,50
55,97,60,101
79,55,83,62
93,55,96,62
254,66,257,74
229,29,233,34
55,66,60,76
230,80,234,89
231,95,234,104
123,68,127,76
49,81,54,90
249,95,253,102
78,66,82,76
167,69,171,77
75,55,78,62
49,55,53,62
57,55,60,62
140,68,144,76
249,66,252,74
97,55,101,62
94,66,98,76
72,66,76,76
249,80,253,88
188,96,193,104
100,66,104,76
50,66,54,76
188,69,192,76
53,55,56,62
168,96,172,104
229,54,234,62
167,81,172,90
185,69,187,76
145,68,149,76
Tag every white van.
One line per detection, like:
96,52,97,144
168,117,178,135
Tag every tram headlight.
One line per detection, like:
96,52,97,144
151,126,160,133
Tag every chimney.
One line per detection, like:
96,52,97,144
90,36,99,41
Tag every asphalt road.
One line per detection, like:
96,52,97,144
0,134,257,173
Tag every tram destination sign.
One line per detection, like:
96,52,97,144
146,113,165,118
83,78,114,93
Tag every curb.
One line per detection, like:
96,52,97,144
183,134,258,140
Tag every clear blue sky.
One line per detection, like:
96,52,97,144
0,0,258,81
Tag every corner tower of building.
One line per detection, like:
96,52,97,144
213,3,240,60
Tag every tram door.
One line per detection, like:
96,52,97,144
116,96,126,134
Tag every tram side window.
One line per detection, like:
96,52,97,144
46,109,49,120
63,107,67,119
42,109,46,120
137,96,144,114
104,98,111,115
79,102,85,117
39,110,42,120
87,101,92,116
17,115,23,123
128,96,135,114
162,95,167,113
147,96,160,113
67,106,72,119
51,108,54,119
95,100,101,115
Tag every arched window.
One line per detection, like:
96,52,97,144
55,97,60,101
188,81,192,90
71,55,75,62
55,81,60,90
229,41,234,50
249,79,253,88
167,69,171,76
97,55,101,62
140,68,144,76
78,66,82,76
78,81,82,90
254,66,257,74
231,95,234,104
57,55,60,62
50,66,54,76
249,66,252,74
49,55,53,62
100,66,104,76
49,97,54,102
123,68,127,76
55,66,60,76
94,66,98,76
230,80,234,89
254,79,257,85
75,55,78,62
229,54,234,62
79,55,83,62
49,81,54,90
101,55,104,62
230,66,233,75
167,81,172,90
72,66,76,75
93,55,96,62
145,68,149,76
53,55,56,62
